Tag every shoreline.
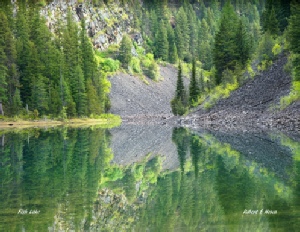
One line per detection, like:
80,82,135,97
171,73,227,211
0,118,121,130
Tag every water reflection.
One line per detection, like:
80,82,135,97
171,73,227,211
0,128,113,231
134,128,300,231
0,127,299,231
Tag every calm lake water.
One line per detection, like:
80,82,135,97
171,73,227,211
0,125,299,231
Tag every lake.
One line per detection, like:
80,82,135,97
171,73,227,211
0,125,299,231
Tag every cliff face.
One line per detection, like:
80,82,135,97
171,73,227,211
40,0,140,50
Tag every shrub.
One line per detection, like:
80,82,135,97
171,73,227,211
100,58,120,73
131,57,142,73
141,53,159,80
257,32,276,62
171,98,188,115
272,43,282,56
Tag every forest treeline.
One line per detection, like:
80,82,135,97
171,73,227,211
0,0,299,117
0,1,111,119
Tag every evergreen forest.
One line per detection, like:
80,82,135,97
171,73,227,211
0,0,299,118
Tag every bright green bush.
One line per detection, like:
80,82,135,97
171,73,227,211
99,58,120,72
272,43,282,56
280,81,300,109
141,53,159,80
131,56,142,73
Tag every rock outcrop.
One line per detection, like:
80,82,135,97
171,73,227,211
39,0,140,50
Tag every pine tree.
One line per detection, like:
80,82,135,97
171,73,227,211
155,20,169,61
0,7,20,115
150,10,159,40
80,19,97,81
186,4,197,58
0,11,11,111
198,19,213,70
175,7,190,61
267,6,280,36
0,47,7,105
176,63,186,102
73,65,87,116
288,2,300,81
174,22,184,60
15,4,31,107
213,1,239,85
278,0,291,32
86,78,101,115
118,35,132,69
261,1,280,36
189,59,200,105
167,24,178,64
62,11,81,116
235,19,251,67
288,3,300,55
27,42,48,114
171,62,187,115
169,42,178,64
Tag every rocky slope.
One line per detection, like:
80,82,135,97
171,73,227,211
184,54,300,132
109,64,188,123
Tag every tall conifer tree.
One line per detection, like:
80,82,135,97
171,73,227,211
189,59,200,105
155,20,169,61
213,1,239,85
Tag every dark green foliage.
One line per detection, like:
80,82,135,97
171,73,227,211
73,65,87,116
235,19,251,67
262,0,290,34
171,63,187,115
174,22,185,60
288,2,300,81
80,19,97,81
198,19,214,70
175,7,190,61
213,2,239,85
189,59,200,104
155,20,169,61
0,11,9,104
86,78,101,115
175,63,186,102
16,5,31,107
167,24,178,64
264,6,280,36
186,4,198,57
118,35,132,69
0,3,111,118
288,3,300,55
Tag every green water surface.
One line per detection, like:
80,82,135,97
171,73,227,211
0,127,299,231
